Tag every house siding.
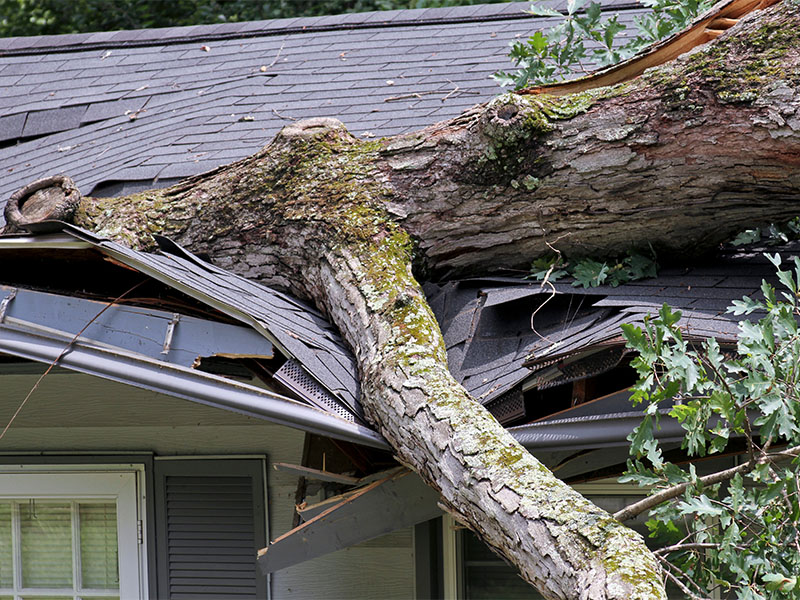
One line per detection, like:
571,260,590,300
0,369,414,599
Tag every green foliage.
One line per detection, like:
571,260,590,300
529,248,658,288
495,0,714,89
620,256,800,599
731,218,800,248
0,0,508,37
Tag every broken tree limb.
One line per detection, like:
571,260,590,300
521,0,782,97
43,2,800,597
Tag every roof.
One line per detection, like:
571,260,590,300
0,0,646,219
0,227,387,448
428,244,785,409
0,1,780,455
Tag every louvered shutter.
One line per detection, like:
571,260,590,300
154,459,267,600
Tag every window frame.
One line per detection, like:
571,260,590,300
0,465,148,600
444,481,701,600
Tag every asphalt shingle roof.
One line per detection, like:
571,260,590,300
0,1,645,220
427,245,792,406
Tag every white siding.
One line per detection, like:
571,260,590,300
0,370,414,599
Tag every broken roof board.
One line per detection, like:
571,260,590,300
0,298,387,449
0,284,275,368
12,223,364,421
0,1,648,219
0,225,697,454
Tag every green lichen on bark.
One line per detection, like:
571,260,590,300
646,19,798,105
523,85,630,120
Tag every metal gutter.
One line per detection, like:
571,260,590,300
508,410,684,452
0,234,92,249
0,326,389,450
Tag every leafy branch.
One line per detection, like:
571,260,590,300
529,248,658,288
616,255,800,599
495,0,714,89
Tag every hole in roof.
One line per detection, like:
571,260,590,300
90,178,181,198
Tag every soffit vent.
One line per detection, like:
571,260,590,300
275,359,358,423
533,346,627,390
485,386,525,425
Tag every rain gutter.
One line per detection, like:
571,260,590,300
0,325,389,450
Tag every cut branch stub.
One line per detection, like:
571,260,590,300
4,175,82,232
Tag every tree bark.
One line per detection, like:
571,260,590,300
67,3,799,598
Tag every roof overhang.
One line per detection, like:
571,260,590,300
0,302,388,449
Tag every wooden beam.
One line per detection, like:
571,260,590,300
258,468,441,573
272,462,360,485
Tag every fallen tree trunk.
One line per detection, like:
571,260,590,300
60,3,799,598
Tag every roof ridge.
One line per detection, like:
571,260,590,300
0,1,642,56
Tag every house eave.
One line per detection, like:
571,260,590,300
0,318,388,450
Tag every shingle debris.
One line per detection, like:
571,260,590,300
428,244,792,404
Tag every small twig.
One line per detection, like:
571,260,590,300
385,90,437,102
441,79,480,102
266,41,286,70
272,108,297,121
441,86,460,101
655,542,744,555
441,79,461,101
0,280,146,442
658,557,712,600
529,234,569,344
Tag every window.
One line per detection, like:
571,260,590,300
447,485,685,600
0,470,145,600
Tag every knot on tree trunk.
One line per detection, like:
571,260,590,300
3,175,81,233
457,94,555,186
276,117,353,144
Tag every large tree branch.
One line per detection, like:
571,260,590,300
51,3,800,598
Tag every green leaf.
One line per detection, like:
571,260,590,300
625,251,658,280
528,30,549,54
571,258,609,288
645,519,683,545
677,494,725,517
529,255,567,281
525,4,564,18
763,573,797,593
657,303,682,328
728,295,763,315
621,323,647,352
584,1,602,22
567,0,588,16
601,14,626,48
731,228,761,246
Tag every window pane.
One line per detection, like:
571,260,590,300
79,503,119,590
20,502,73,588
461,494,687,600
0,502,12,587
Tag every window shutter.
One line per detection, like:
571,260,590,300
154,459,267,600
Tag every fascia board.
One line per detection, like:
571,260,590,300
0,324,388,450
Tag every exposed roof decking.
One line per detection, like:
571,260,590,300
429,246,789,405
